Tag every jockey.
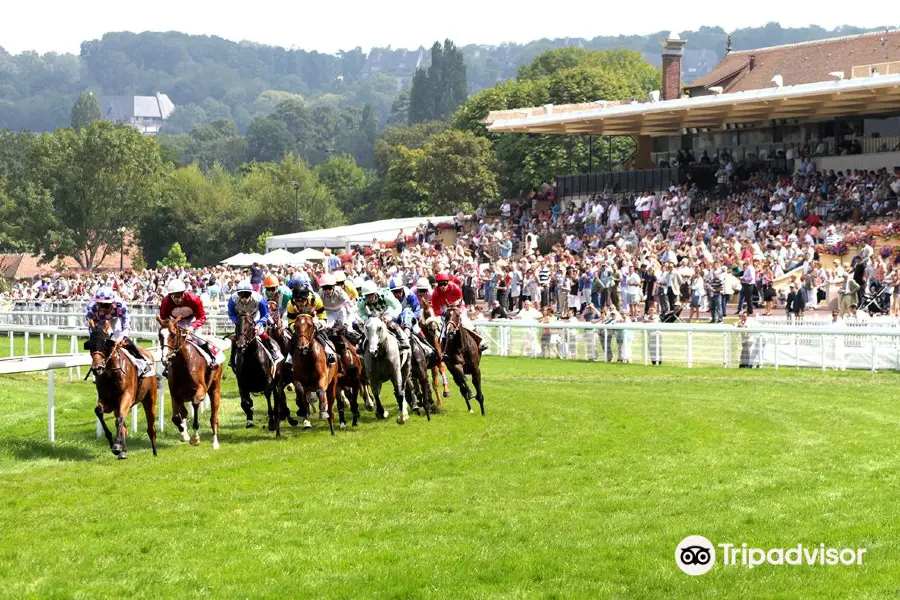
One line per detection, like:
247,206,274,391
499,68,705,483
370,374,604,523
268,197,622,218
388,277,422,334
357,280,410,350
85,287,143,361
319,274,353,328
262,274,292,326
414,277,433,303
334,271,357,302
227,280,283,368
431,272,487,352
159,279,220,375
287,281,336,364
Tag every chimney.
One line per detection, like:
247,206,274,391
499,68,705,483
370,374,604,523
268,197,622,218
660,32,687,101
749,55,756,71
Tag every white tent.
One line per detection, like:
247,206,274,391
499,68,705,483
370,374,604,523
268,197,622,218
243,252,267,265
294,248,326,261
262,248,302,265
266,216,456,251
221,252,250,266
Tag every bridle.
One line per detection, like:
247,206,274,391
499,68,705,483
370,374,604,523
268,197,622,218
159,320,188,360
442,305,461,346
88,333,126,378
234,314,258,355
294,313,315,355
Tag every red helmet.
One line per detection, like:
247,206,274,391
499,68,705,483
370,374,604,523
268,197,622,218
435,272,450,282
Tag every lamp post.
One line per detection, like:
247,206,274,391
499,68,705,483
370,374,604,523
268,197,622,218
291,180,301,230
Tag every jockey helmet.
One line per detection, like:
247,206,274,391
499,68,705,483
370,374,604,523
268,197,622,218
415,277,432,292
95,287,115,304
166,279,187,295
291,282,310,299
360,280,378,299
333,271,346,284
236,280,253,293
435,272,451,283
263,274,279,289
319,274,336,288
388,278,404,291
353,277,366,291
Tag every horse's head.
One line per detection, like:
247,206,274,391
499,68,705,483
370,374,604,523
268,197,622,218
365,317,386,356
85,325,116,375
157,316,184,361
293,311,315,354
443,305,461,340
234,314,256,351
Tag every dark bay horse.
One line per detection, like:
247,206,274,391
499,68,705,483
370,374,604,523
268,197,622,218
441,305,485,415
266,304,298,428
157,317,224,449
406,333,432,421
291,312,339,435
233,314,286,435
420,302,451,408
332,326,364,429
86,326,158,459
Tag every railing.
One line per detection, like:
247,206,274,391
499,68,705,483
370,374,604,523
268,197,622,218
556,168,682,198
0,310,233,337
474,320,900,371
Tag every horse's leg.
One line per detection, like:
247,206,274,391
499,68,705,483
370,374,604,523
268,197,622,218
471,365,485,416
113,410,127,459
447,361,473,412
142,384,158,457
296,385,312,429
208,373,222,450
190,400,201,446
337,388,347,430
360,364,375,411
172,398,190,442
419,368,432,422
349,382,360,427
394,365,408,425
372,380,387,420
238,381,255,428
439,362,451,399
94,404,115,452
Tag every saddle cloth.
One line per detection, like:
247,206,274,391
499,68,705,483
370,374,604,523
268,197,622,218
412,333,435,359
286,336,334,365
187,337,226,366
120,349,154,379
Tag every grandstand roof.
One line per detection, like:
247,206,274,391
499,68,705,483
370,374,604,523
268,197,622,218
265,216,456,250
486,73,900,137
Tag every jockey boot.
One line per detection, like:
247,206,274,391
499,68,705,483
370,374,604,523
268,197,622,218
228,339,236,370
392,323,410,350
264,337,283,364
124,339,143,361
317,331,336,365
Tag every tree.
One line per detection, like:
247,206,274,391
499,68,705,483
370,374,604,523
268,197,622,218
24,121,169,269
416,130,499,214
315,154,369,220
71,92,101,131
356,104,377,168
157,242,190,268
379,147,429,218
246,117,296,163
375,120,448,174
408,40,468,124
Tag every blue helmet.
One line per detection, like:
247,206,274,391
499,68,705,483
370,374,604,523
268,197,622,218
95,287,115,303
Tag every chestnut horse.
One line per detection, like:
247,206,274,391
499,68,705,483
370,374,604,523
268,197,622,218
157,317,224,449
419,302,451,408
291,312,339,435
86,326,158,459
441,304,485,415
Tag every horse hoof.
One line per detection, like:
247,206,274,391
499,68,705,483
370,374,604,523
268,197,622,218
117,452,128,460
288,417,299,427
179,431,190,443
190,435,200,446
268,420,278,432
339,422,347,430
443,391,451,398
364,401,374,412
376,411,388,420
468,409,474,414
286,384,295,393
245,421,255,429
302,419,312,429
212,440,220,450
111,445,122,455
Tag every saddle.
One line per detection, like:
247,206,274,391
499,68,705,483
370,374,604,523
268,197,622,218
119,347,154,379
187,337,226,367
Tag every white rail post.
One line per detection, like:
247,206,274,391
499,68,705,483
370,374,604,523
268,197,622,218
643,331,649,366
24,332,29,357
774,334,779,370
655,331,661,364
8,331,13,357
871,335,877,372
722,332,728,368
603,329,609,363
39,333,45,356
687,331,693,368
48,370,55,442
821,336,826,372
52,334,58,355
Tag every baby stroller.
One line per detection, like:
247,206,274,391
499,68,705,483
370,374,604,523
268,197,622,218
861,281,891,316
661,303,686,323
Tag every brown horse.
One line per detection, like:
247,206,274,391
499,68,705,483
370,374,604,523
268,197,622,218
419,301,451,408
331,326,364,429
157,317,224,449
266,303,298,428
86,326,158,459
441,304,485,415
291,312,339,435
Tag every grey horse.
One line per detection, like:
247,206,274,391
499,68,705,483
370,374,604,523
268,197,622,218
364,317,411,424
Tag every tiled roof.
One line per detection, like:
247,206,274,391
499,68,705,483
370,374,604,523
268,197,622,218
689,29,900,93
0,246,136,279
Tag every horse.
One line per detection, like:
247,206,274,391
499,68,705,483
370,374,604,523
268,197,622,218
86,326,157,459
232,313,285,435
405,332,432,421
291,312,339,435
441,304,485,415
157,316,224,449
363,317,410,424
419,302,451,408
266,303,298,428
330,325,364,429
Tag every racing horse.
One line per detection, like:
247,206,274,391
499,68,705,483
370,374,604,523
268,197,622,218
157,316,224,449
291,311,339,435
405,331,433,421
266,302,298,427
441,304,485,415
419,302,451,408
86,325,158,459
330,325,364,429
363,317,411,424
233,313,285,435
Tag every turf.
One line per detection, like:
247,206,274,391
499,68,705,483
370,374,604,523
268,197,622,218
0,359,897,598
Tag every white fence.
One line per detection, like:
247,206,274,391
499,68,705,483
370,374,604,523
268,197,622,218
473,320,900,371
0,326,168,442
0,310,233,337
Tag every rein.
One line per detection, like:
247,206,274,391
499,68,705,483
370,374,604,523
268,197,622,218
294,314,315,354
87,344,128,380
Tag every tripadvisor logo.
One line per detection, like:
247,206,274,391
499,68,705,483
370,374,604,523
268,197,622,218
675,536,866,575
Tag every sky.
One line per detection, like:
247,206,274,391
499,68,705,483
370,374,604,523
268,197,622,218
0,0,895,56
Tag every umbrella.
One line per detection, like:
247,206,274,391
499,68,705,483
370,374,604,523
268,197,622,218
261,248,300,265
294,248,326,261
221,252,250,266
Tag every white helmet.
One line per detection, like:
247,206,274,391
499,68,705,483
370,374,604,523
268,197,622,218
360,280,378,296
236,280,253,293
94,287,115,303
415,277,432,291
166,279,186,295
388,277,404,291
353,277,367,289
